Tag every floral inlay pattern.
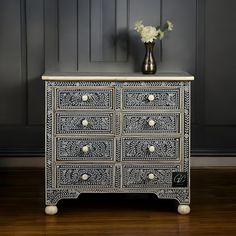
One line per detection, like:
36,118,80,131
57,138,114,161
123,89,179,109
57,89,113,109
123,138,179,161
123,113,179,133
57,165,113,187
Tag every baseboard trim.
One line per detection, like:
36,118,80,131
0,156,236,168
191,156,236,168
0,157,44,167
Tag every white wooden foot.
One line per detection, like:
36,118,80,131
177,205,190,215
45,205,58,215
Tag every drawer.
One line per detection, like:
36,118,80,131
123,88,180,110
122,165,180,188
56,112,114,134
123,112,180,134
122,137,180,161
56,137,114,161
56,164,114,188
56,88,114,110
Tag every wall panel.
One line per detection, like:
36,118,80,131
0,0,25,125
205,0,236,125
26,0,45,125
161,0,196,73
58,0,78,71
0,0,236,155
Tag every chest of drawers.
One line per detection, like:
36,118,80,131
42,73,194,215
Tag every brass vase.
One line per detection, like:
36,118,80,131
142,42,156,74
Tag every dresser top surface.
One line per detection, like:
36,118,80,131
42,72,194,81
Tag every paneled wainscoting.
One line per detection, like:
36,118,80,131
1,0,236,155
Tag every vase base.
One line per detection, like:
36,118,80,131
142,71,156,75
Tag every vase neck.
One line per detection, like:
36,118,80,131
144,42,155,51
144,42,155,46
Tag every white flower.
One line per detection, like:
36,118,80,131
167,20,174,31
134,20,144,33
140,26,158,43
134,19,173,42
157,29,164,40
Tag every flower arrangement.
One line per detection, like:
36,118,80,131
134,20,173,43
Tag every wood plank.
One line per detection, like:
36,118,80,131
0,168,236,235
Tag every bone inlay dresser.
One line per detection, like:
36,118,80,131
42,73,194,215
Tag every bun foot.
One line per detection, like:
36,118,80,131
45,205,58,215
177,205,190,215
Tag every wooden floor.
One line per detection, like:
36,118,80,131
0,168,236,236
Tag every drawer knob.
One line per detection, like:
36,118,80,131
148,119,156,127
148,173,155,180
82,119,89,127
82,145,89,153
81,174,90,181
147,94,155,101
148,145,155,153
82,94,89,102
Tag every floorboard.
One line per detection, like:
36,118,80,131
0,168,236,235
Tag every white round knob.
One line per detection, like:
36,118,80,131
82,94,89,102
82,119,89,127
148,145,155,153
81,174,89,180
82,145,89,153
148,173,155,180
148,94,155,101
148,119,156,127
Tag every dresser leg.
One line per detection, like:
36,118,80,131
177,204,190,215
45,205,58,215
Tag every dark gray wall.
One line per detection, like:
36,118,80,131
0,0,236,156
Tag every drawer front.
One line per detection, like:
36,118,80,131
56,112,114,134
56,88,114,110
122,165,180,188
123,112,180,134
123,88,180,109
56,137,114,161
122,137,180,161
56,164,114,188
